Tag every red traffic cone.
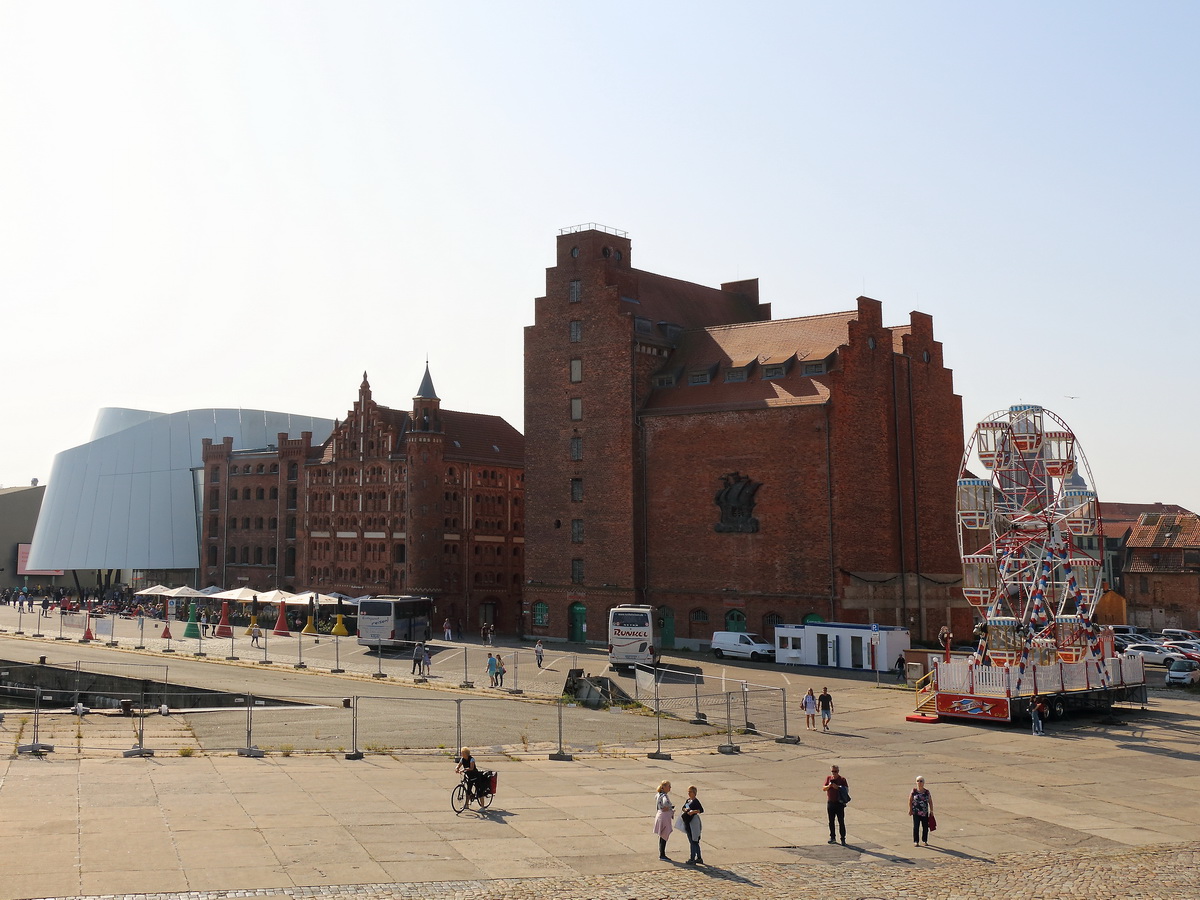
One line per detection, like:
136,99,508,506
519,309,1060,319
161,620,173,640
81,613,95,642
214,601,234,638
272,603,292,637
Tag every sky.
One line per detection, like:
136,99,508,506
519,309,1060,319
1,2,1198,512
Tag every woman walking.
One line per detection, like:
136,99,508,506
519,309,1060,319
802,688,818,730
652,780,674,860
909,776,934,846
682,785,705,865
496,655,506,687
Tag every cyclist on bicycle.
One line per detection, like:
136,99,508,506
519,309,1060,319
456,747,488,803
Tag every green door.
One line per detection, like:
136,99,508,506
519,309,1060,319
725,609,747,632
657,606,675,650
568,602,587,643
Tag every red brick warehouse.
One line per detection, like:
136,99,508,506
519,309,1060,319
200,368,525,636
523,224,967,648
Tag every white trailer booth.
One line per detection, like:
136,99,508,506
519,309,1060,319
775,622,910,671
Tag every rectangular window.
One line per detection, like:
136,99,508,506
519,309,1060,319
570,478,583,502
570,398,583,420
570,358,582,383
803,362,826,375
634,316,653,334
571,518,584,543
763,364,786,379
569,279,582,303
688,372,710,385
653,374,676,388
725,368,747,382
570,436,583,460
569,320,582,342
571,558,584,584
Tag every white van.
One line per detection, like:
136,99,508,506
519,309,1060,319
711,631,775,661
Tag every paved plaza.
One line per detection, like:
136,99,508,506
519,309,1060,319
1,606,1198,900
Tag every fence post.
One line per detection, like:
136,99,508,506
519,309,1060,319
647,672,671,760
777,687,799,743
295,632,306,669
373,638,386,678
549,697,573,761
123,680,154,757
237,692,265,757
345,696,363,759
459,644,473,688
331,634,344,673
690,672,707,725
18,686,55,754
106,613,119,647
226,627,239,662
456,698,462,755
509,649,522,695
718,691,740,754
258,629,272,665
134,615,145,649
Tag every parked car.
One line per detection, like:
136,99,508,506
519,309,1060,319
1123,643,1185,667
710,631,776,661
1165,658,1200,686
1161,641,1200,661
1113,634,1140,649
1161,628,1200,642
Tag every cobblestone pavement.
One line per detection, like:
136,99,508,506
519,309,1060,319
23,843,1200,900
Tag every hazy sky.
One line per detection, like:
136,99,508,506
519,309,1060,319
2,2,1197,512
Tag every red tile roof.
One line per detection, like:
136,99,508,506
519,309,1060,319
621,270,768,331
1125,513,1200,549
641,309,910,415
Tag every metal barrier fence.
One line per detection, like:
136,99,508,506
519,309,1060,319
630,663,797,744
1,686,801,759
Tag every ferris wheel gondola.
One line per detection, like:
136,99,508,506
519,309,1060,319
956,405,1109,687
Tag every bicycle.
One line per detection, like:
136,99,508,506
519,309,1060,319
451,771,494,813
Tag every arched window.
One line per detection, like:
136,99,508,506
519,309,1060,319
288,462,298,481
763,612,783,635
690,608,709,623
253,547,263,564
226,547,236,563
240,547,250,564
256,488,265,500
207,545,218,566
532,601,549,627
210,467,220,483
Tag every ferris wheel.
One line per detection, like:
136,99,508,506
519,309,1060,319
956,405,1108,674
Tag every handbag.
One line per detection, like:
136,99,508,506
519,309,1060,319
674,813,688,833
928,813,937,831
838,783,851,804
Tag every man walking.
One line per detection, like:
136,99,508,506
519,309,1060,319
823,764,849,845
817,686,834,732
412,641,425,675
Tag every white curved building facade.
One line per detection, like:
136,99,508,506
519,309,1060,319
28,408,334,571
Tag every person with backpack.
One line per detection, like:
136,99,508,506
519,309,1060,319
908,775,934,846
822,764,849,845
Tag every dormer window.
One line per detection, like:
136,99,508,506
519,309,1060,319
634,316,653,335
762,364,787,379
654,373,676,388
688,371,711,385
803,361,826,375
725,367,747,383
